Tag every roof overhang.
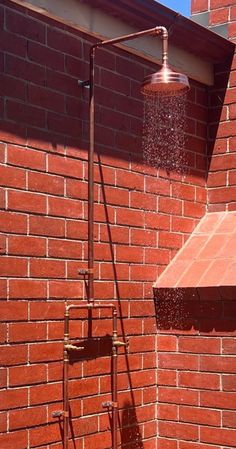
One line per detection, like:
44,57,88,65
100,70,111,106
154,212,236,290
11,0,235,87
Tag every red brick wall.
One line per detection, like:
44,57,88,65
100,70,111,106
156,286,236,449
0,1,207,448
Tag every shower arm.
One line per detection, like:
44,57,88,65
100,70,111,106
80,26,168,304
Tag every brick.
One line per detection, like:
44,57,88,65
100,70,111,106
171,216,195,233
191,0,208,13
159,387,198,406
159,232,182,249
0,301,28,321
145,212,170,230
46,68,79,96
30,382,61,405
48,239,82,259
159,197,182,215
0,211,27,234
172,183,195,201
48,196,83,219
179,405,221,426
8,190,46,214
0,280,7,299
179,372,220,390
5,54,45,85
130,191,156,211
116,246,144,263
9,279,47,299
130,301,155,317
0,256,27,276
66,179,91,201
129,335,155,352
131,229,157,247
0,120,26,146
29,342,62,363
48,111,82,137
8,235,46,256
200,355,236,373
9,405,47,431
47,27,82,57
93,203,115,223
0,164,26,188
85,430,111,449
9,322,47,343
159,421,198,441
0,429,27,449
102,186,129,206
0,29,27,57
118,282,143,299
7,99,46,128
157,438,177,449
66,220,88,240
179,336,221,353
9,364,47,387
48,154,83,179
200,390,236,409
0,344,27,367
30,301,64,320
28,171,64,195
146,176,170,196
159,354,198,371
184,201,205,218
210,8,229,25
6,9,46,42
7,145,46,170
157,335,177,351
49,280,83,298
29,216,65,237
200,426,236,447
100,224,129,244
0,73,25,101
28,41,64,71
145,247,170,265
130,264,158,281
28,83,64,112
116,170,144,191
100,263,129,280
223,374,236,391
101,69,130,95
223,410,236,428
30,258,65,278
208,171,227,187
116,208,144,227
158,403,178,421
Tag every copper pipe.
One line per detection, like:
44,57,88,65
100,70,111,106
112,307,118,449
86,26,169,304
63,308,70,449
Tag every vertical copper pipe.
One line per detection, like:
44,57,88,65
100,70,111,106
88,48,95,304
112,308,118,449
63,308,70,449
86,27,168,304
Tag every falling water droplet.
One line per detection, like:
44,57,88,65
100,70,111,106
142,91,188,173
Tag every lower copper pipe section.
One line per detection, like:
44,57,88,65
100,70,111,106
54,302,128,449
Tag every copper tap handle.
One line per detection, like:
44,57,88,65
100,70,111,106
65,344,84,351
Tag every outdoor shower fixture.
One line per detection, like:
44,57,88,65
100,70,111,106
53,26,190,449
79,26,190,303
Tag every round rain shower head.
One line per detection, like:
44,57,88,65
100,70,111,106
141,65,190,96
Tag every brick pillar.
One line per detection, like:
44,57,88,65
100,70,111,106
191,0,236,210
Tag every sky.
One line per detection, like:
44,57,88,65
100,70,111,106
157,0,191,17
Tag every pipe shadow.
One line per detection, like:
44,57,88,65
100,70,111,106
97,154,144,445
120,400,143,449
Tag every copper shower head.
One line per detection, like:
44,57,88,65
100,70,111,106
141,65,190,95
